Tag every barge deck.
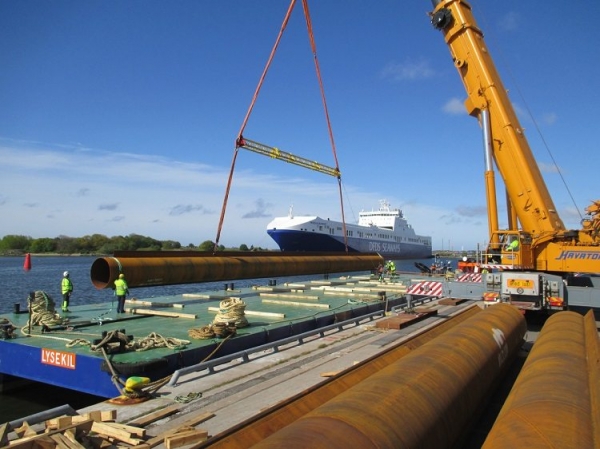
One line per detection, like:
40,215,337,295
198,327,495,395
0,273,411,398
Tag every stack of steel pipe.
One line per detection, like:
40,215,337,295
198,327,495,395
482,310,600,449
244,303,526,449
90,251,383,289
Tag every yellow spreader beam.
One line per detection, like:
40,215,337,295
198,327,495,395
238,137,340,178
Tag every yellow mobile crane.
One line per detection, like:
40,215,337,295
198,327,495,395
429,0,600,310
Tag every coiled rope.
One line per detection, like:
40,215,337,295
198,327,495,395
213,298,248,328
0,318,17,339
188,324,217,340
20,291,68,335
187,297,247,339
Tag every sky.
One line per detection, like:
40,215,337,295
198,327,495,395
1,1,599,251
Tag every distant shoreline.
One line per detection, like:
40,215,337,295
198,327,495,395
0,253,102,257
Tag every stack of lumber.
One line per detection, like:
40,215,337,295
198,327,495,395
2,407,214,449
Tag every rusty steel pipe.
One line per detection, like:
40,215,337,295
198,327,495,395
482,310,600,449
90,252,383,289
248,303,526,449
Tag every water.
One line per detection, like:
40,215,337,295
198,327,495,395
0,254,446,424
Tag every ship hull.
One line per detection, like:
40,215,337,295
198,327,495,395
267,229,432,259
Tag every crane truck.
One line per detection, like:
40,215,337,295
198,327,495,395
428,0,600,311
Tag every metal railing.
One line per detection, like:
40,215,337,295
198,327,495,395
168,310,386,386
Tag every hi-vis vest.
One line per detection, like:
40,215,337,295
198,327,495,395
114,278,128,296
61,278,73,294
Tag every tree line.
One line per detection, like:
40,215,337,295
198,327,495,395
0,234,268,255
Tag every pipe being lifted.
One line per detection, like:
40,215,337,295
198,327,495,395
90,251,383,289
248,303,526,449
482,310,600,449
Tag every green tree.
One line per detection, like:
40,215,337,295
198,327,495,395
29,238,57,253
0,235,32,251
89,234,110,251
239,243,249,251
55,236,78,254
162,240,181,250
198,240,215,252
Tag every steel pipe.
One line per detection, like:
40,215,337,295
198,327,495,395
248,303,526,449
482,310,600,449
90,251,383,289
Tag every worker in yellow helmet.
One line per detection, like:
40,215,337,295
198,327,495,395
114,273,130,314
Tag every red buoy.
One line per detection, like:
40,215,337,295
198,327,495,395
23,253,32,271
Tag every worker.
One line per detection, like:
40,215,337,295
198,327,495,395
377,263,384,282
506,237,519,251
61,271,73,312
114,273,130,314
386,260,396,276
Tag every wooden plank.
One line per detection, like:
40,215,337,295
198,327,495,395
127,308,197,319
207,307,284,319
63,429,86,449
20,435,55,449
13,422,37,439
164,430,208,449
91,422,144,446
45,416,70,430
0,423,11,447
7,419,93,449
50,433,85,449
438,297,468,306
126,299,184,309
259,293,319,300
126,404,181,427
261,299,329,309
374,311,437,330
47,410,116,429
137,411,214,449
323,290,380,298
101,422,146,438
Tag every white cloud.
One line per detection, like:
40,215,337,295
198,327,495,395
380,58,435,81
498,12,520,32
537,162,560,174
442,97,465,115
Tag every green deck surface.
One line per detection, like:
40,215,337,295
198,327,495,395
3,274,410,364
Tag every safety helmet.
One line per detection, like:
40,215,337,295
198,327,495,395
63,271,69,277
119,273,125,279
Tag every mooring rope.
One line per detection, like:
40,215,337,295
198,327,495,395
0,318,17,339
188,324,216,340
213,298,249,328
20,291,68,335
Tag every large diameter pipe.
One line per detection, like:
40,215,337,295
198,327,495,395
249,303,526,449
90,252,383,289
482,310,600,449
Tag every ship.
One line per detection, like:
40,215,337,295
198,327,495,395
267,200,432,259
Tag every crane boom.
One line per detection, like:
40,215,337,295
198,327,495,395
430,0,563,236
429,0,600,275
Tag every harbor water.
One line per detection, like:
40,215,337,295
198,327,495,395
0,254,448,424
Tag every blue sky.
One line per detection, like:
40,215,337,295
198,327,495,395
1,1,598,251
